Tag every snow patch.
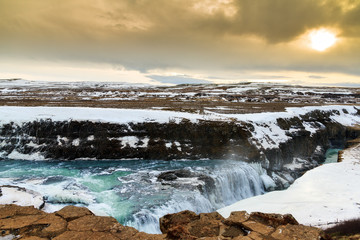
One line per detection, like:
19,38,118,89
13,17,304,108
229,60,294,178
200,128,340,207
0,186,44,209
72,138,80,146
218,143,360,229
7,150,45,160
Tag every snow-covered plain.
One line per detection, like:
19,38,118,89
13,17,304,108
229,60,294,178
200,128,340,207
218,143,360,229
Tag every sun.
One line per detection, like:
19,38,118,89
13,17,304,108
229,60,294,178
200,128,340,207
309,29,337,51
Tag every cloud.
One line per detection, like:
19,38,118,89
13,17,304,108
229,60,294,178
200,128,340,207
0,0,359,81
308,75,327,79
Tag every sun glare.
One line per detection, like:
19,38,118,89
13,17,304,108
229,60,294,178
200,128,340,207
309,29,337,51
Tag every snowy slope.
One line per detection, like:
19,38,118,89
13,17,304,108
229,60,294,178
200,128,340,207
217,143,360,228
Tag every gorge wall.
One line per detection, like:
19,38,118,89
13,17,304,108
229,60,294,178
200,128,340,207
1,106,359,173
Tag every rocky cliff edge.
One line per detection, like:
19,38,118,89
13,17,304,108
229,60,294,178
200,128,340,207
0,204,328,240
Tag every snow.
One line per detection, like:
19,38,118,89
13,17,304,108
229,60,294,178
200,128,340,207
72,138,80,146
7,150,45,161
0,106,226,125
219,105,359,149
0,186,44,209
283,158,308,170
218,143,360,229
226,87,258,93
119,136,140,148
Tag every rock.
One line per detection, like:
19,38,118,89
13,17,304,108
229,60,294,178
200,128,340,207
53,231,119,240
0,204,328,240
0,204,44,219
249,212,299,228
197,175,216,193
157,171,178,181
0,215,45,229
32,214,67,238
224,211,250,225
174,169,194,178
241,220,274,235
67,215,119,232
271,224,325,240
55,205,93,221
159,210,199,234
222,225,246,238
20,236,48,240
166,225,195,240
159,209,326,240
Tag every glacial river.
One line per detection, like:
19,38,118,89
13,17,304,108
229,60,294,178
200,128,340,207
0,149,340,233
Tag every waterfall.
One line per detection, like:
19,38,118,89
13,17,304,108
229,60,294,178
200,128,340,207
126,161,266,233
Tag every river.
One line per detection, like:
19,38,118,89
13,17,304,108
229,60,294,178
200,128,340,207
0,148,339,233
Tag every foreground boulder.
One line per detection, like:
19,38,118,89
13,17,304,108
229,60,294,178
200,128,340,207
0,204,329,240
0,204,164,240
160,210,329,240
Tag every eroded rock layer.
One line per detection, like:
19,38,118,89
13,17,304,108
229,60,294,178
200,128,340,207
0,204,328,240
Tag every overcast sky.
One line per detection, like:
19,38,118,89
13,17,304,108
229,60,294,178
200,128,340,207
0,0,359,86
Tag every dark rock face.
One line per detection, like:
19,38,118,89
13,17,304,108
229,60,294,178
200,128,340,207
0,109,359,177
157,169,216,194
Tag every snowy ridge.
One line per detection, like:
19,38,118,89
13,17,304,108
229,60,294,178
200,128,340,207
0,105,358,154
221,105,360,149
218,143,360,229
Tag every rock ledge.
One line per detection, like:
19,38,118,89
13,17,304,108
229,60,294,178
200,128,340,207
0,204,329,240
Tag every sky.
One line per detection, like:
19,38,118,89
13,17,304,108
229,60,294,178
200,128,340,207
0,0,360,86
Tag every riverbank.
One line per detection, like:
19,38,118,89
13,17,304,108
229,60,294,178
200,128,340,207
218,139,360,229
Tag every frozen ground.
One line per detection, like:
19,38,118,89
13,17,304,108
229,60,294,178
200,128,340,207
0,79,358,114
218,142,360,229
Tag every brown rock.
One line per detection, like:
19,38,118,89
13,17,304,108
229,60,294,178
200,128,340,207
224,211,250,226
0,215,44,229
110,224,139,239
132,232,166,240
249,212,298,228
55,205,93,221
271,224,324,240
241,220,275,235
20,236,48,240
188,219,220,238
166,225,195,240
0,204,44,219
222,225,246,238
32,214,67,238
53,231,119,240
188,212,225,238
159,210,199,234
67,215,119,232
199,212,225,222
236,231,265,240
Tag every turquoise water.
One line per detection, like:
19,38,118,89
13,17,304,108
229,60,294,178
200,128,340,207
324,148,342,164
0,159,264,233
0,148,340,233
